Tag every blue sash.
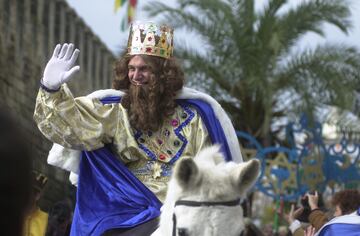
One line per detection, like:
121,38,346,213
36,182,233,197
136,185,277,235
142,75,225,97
179,99,231,161
71,97,233,235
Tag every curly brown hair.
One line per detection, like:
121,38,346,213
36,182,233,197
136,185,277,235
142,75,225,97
113,54,184,131
331,189,360,215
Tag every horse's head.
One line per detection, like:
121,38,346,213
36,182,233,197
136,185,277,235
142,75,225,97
154,145,260,236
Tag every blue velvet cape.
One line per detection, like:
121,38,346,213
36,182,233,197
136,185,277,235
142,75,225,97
70,98,233,236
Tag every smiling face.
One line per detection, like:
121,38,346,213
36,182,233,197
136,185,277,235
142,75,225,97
127,55,152,86
113,54,184,131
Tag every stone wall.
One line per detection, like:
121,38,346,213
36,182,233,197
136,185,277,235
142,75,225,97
0,0,116,209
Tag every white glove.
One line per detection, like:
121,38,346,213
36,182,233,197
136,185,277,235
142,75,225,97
41,43,80,90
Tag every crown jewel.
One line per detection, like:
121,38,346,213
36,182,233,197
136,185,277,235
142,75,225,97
127,22,174,59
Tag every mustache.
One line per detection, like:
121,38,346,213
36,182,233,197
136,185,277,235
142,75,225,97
129,84,148,101
124,79,175,131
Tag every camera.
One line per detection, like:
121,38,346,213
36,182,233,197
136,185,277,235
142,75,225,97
296,191,319,222
301,195,311,209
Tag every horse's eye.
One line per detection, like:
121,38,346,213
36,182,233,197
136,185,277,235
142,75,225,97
177,228,189,236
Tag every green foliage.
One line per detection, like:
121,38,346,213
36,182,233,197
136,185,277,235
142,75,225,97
144,0,360,145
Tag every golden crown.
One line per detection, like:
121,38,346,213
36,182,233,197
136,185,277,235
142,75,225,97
127,22,174,59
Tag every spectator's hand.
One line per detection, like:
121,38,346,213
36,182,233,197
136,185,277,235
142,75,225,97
42,43,80,90
304,226,316,236
307,191,319,210
286,204,304,224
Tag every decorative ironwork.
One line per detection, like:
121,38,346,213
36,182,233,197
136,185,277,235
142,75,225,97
237,115,360,201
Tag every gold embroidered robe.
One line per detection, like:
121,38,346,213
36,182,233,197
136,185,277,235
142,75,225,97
34,84,210,201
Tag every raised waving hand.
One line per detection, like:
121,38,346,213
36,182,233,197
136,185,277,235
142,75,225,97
41,43,80,90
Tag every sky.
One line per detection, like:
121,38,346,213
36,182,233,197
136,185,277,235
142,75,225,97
65,0,360,55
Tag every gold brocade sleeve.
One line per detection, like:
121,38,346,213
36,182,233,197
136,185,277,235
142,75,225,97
184,108,211,157
34,84,122,151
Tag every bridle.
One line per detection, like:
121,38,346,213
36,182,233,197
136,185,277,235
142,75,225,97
172,198,241,236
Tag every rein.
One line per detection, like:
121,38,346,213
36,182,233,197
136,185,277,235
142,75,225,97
172,198,241,236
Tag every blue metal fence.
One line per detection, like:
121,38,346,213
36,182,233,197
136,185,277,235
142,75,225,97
237,115,360,201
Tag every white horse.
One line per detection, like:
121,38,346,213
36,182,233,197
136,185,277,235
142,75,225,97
152,145,261,236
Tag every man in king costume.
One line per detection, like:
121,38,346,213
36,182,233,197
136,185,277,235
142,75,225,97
34,22,243,236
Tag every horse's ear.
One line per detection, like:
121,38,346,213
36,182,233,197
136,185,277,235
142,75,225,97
174,157,199,189
232,159,260,194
